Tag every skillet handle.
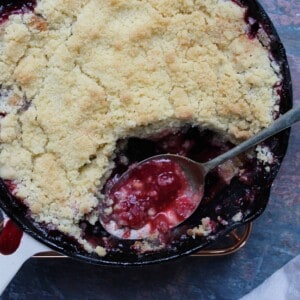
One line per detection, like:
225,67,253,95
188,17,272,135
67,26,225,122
0,233,49,296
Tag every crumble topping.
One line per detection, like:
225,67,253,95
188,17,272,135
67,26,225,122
187,217,213,238
231,211,243,222
256,145,274,165
0,0,280,255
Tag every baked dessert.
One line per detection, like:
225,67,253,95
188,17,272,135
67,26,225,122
0,0,281,256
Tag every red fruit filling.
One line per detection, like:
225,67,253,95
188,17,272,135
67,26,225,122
101,159,198,235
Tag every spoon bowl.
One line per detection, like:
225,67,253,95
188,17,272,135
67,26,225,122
100,105,300,239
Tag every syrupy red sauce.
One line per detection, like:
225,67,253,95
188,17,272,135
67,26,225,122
0,219,23,255
100,159,198,237
0,0,36,24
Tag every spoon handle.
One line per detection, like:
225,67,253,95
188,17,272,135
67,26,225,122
202,105,300,172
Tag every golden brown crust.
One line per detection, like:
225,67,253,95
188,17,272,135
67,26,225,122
0,0,279,255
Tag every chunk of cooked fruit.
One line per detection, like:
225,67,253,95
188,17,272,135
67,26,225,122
101,159,197,235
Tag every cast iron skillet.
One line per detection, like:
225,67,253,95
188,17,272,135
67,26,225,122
0,0,293,265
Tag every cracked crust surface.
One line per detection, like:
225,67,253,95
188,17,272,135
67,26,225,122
0,0,279,254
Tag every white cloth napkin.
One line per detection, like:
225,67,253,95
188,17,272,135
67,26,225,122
240,255,300,300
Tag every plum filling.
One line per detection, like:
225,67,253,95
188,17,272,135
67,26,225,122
100,158,198,238
0,0,36,24
0,219,23,255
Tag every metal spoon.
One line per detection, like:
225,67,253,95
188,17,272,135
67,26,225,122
101,105,300,239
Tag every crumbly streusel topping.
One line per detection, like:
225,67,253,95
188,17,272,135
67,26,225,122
0,0,280,254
